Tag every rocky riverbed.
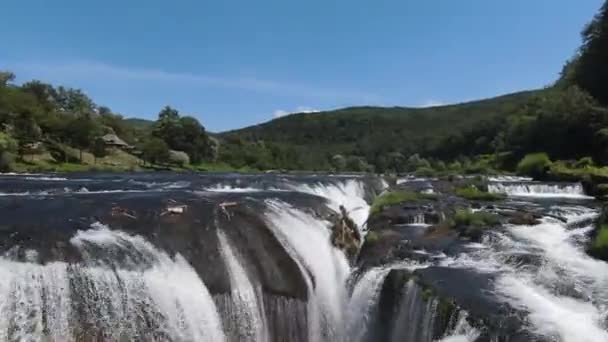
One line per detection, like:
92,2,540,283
0,172,605,341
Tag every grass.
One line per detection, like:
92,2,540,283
589,224,608,261
370,190,436,215
365,231,380,245
455,186,505,201
451,208,500,241
453,208,500,227
593,224,608,250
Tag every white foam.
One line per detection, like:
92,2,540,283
488,182,593,199
291,180,370,233
496,276,608,342
439,311,480,342
217,230,267,342
0,223,228,341
265,200,350,341
347,266,392,342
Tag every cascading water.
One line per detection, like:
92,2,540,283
264,199,351,341
0,223,226,341
288,179,371,233
442,207,608,342
438,312,480,342
488,182,592,199
217,230,268,342
5,172,608,341
347,266,393,342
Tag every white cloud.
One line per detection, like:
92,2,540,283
273,106,320,118
6,60,379,101
420,99,445,108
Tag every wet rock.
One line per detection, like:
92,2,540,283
0,190,321,300
506,211,542,226
330,205,361,259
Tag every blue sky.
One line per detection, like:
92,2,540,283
1,0,603,132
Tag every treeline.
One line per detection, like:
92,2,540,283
0,72,215,171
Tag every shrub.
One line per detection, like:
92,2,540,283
448,161,462,172
452,208,500,241
0,151,15,172
365,231,380,245
455,186,504,201
169,150,190,166
453,209,500,227
516,153,552,179
414,167,436,178
0,132,17,153
589,224,608,261
575,157,595,168
370,191,435,215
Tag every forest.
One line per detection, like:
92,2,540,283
2,1,608,177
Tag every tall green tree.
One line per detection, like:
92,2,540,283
141,137,170,165
572,1,608,104
65,114,101,162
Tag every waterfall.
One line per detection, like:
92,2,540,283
438,311,480,342
0,223,226,341
411,213,427,225
389,279,439,342
217,230,268,342
347,266,393,342
488,182,591,199
442,207,608,342
289,179,371,234
264,200,351,341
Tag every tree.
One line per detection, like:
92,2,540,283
176,116,211,163
14,111,42,160
21,80,58,112
91,137,108,164
331,154,346,171
141,137,170,165
55,86,96,114
571,1,608,104
0,71,15,87
65,114,101,162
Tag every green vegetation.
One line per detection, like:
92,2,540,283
453,209,500,227
516,153,553,179
593,225,608,250
455,186,504,201
588,206,608,261
370,191,436,215
451,209,500,241
364,231,380,245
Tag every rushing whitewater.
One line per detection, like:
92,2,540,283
0,224,226,341
265,199,351,341
1,172,607,341
442,207,608,342
488,181,593,199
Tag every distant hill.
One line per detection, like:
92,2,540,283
124,118,154,130
219,90,543,160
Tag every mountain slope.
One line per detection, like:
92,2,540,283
219,90,542,160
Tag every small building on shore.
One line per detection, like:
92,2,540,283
101,134,132,150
